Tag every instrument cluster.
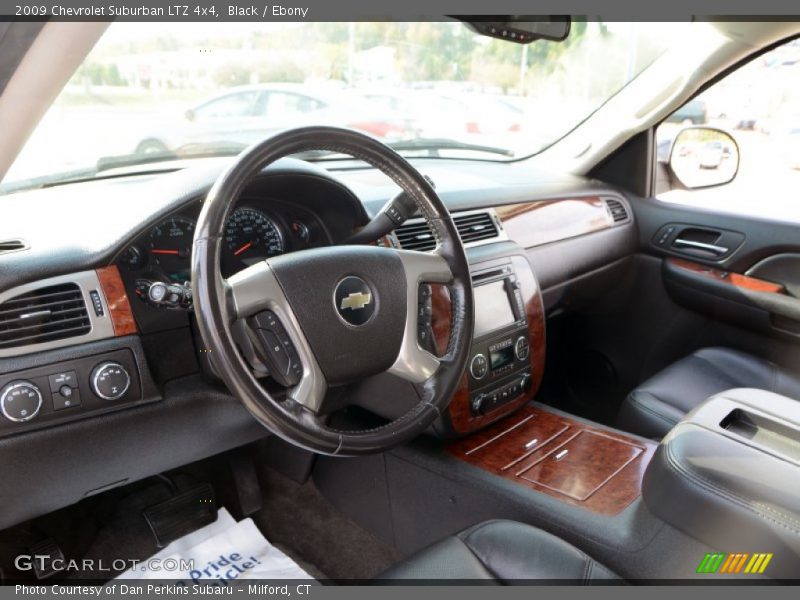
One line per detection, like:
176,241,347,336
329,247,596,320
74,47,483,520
119,200,320,283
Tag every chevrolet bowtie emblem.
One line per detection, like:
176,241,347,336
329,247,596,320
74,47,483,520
340,292,372,311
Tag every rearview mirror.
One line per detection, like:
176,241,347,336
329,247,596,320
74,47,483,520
459,16,570,44
666,127,739,190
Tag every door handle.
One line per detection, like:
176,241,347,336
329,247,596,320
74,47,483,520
672,238,729,255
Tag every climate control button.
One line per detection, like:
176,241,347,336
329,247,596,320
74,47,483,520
91,362,131,401
1,380,42,422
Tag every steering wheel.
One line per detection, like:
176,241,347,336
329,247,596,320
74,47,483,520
192,127,473,456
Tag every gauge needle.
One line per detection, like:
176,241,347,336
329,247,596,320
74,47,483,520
151,249,180,255
233,241,253,256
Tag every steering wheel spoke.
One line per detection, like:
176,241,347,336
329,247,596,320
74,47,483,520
388,249,453,383
227,261,328,413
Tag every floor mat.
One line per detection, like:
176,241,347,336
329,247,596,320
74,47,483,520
117,508,312,582
252,466,403,582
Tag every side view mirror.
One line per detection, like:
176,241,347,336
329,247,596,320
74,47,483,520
664,126,739,190
185,109,196,122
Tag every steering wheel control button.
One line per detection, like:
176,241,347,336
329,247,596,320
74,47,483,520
470,354,488,380
514,336,530,361
1,381,43,423
48,370,77,392
91,362,131,401
333,276,375,327
53,385,81,411
416,284,436,352
248,311,303,387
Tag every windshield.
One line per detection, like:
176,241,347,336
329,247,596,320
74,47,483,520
2,21,683,193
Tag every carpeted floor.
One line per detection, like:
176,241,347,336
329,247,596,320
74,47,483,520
251,465,403,582
0,449,401,584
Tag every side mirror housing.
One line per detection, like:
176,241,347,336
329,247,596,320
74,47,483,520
662,126,740,190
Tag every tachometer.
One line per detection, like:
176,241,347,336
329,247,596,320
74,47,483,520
146,216,196,282
225,208,285,267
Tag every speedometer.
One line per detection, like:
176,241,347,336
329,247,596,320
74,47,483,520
224,208,285,268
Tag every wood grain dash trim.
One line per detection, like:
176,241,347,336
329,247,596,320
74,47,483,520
669,258,786,295
96,265,137,336
500,424,570,471
465,414,535,456
495,196,615,249
447,406,657,515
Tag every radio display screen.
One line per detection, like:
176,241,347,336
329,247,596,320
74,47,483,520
473,280,516,338
489,345,515,370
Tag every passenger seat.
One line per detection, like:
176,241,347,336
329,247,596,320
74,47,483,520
616,347,800,438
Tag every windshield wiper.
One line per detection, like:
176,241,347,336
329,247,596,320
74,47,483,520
388,138,514,157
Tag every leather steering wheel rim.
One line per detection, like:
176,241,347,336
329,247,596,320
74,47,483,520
192,126,473,456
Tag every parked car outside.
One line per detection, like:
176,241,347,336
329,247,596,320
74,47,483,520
134,83,409,155
698,139,724,168
360,89,523,145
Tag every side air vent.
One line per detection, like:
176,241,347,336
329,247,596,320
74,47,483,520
0,239,28,255
0,283,91,350
605,198,630,223
394,211,501,251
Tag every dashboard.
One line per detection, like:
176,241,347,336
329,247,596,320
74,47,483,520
0,156,636,530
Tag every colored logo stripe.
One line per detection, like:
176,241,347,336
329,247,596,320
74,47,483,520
744,553,773,574
697,553,726,573
721,553,748,574
697,552,773,574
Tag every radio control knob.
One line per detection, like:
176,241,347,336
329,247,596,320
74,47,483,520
91,362,131,401
1,380,42,422
471,393,487,415
519,373,533,393
470,354,488,380
514,336,530,361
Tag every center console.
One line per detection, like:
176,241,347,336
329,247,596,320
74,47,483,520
467,260,533,416
433,247,659,518
643,388,800,579
430,250,546,435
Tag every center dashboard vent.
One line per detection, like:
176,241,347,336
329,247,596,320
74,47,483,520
394,211,500,251
605,198,630,223
0,283,91,350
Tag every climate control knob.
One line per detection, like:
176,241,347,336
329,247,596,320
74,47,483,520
91,362,130,401
1,380,42,422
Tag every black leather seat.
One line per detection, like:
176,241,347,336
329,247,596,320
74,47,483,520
617,347,800,439
376,520,619,583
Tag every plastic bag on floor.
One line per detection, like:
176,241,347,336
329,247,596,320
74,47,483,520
117,508,313,583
